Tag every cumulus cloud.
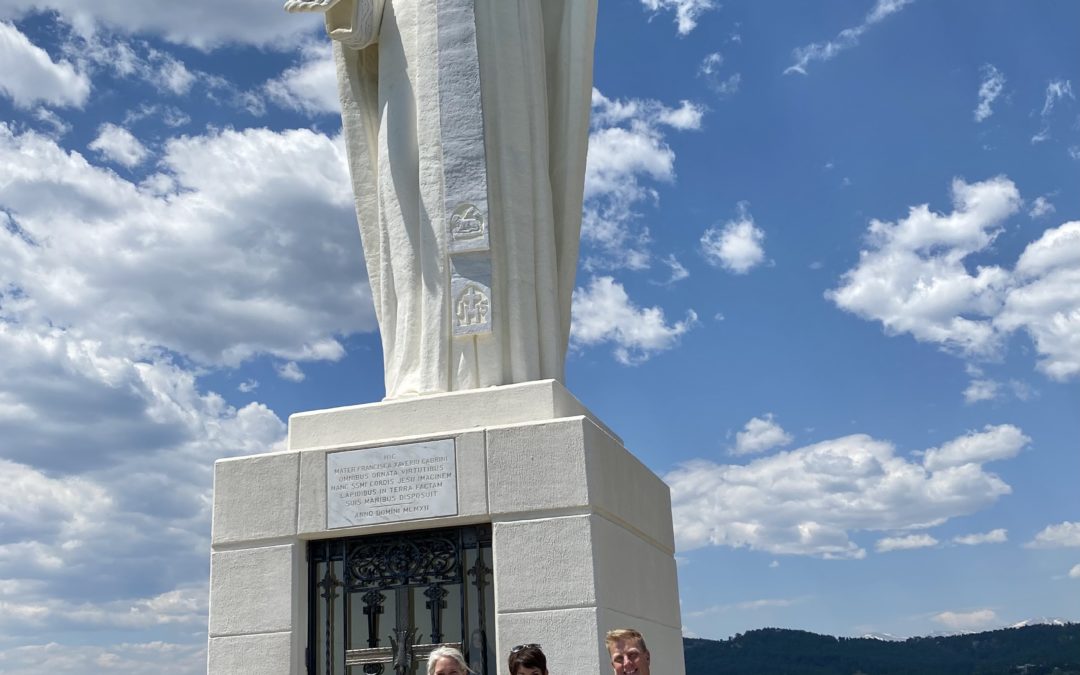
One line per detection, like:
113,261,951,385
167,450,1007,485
785,0,915,75
953,529,1007,546
265,40,339,116
732,414,793,456
639,0,718,35
276,360,306,382
0,641,205,675
963,378,999,404
88,123,150,167
996,221,1080,380
701,202,767,274
974,64,1005,122
1026,522,1080,548
571,276,697,365
0,20,90,108
828,177,1017,356
668,426,1022,558
0,123,372,369
1070,564,1080,579
584,89,705,270
0,0,321,50
922,424,1029,471
831,179,1080,382
933,609,998,632
1029,196,1055,219
876,533,938,552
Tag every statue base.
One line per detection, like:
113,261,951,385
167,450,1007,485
207,380,685,675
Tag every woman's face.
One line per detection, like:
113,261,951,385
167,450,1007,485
434,657,465,675
513,668,545,675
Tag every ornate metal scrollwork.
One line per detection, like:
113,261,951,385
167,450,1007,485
345,533,460,590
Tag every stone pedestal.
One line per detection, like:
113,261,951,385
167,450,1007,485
208,380,684,675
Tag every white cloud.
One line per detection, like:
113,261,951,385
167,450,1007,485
922,424,1029,472
686,596,805,617
265,40,339,116
1027,522,1080,548
238,379,259,393
698,52,741,97
701,202,766,274
699,51,723,75
0,0,322,50
974,64,1005,122
963,378,999,403
828,177,1020,357
658,254,690,285
658,100,706,130
276,360,305,382
1041,79,1073,116
831,180,1080,383
88,123,149,167
785,0,915,75
571,276,697,365
1031,79,1074,143
667,427,1018,558
953,529,1007,545
1069,564,1080,579
0,641,205,675
732,414,793,456
876,533,938,552
0,123,372,369
639,0,718,35
32,107,71,137
933,609,998,632
996,221,1080,380
584,90,704,270
0,21,89,108
1029,196,1055,219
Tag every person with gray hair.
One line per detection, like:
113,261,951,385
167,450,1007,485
427,646,472,675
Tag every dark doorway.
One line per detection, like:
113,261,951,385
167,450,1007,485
308,525,494,675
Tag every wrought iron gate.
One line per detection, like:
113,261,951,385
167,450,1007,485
308,525,494,675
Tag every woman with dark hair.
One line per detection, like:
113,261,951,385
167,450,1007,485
508,644,548,675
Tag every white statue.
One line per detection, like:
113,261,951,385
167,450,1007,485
287,0,598,399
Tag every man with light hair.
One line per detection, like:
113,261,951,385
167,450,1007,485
605,629,650,675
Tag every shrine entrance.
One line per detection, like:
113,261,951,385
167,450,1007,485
308,525,494,675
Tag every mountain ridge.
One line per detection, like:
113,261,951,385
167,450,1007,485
683,623,1080,674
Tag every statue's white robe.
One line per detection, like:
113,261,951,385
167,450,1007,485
335,0,597,399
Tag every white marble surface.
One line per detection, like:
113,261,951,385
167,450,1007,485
310,0,598,398
209,390,683,675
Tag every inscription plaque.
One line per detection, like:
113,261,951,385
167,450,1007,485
327,438,458,528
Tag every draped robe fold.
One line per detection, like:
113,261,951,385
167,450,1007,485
334,0,597,399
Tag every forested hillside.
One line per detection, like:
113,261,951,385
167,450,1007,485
683,624,1080,674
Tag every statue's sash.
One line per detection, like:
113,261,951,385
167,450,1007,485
437,0,493,337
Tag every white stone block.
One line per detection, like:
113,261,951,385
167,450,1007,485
598,608,686,675
288,380,618,450
591,515,682,629
212,451,299,545
487,418,590,515
207,632,294,675
492,516,596,612
584,421,675,553
209,544,298,637
495,607,602,675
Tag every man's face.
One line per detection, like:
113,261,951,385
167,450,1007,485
608,639,650,675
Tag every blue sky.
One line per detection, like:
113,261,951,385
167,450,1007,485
1,0,1078,671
